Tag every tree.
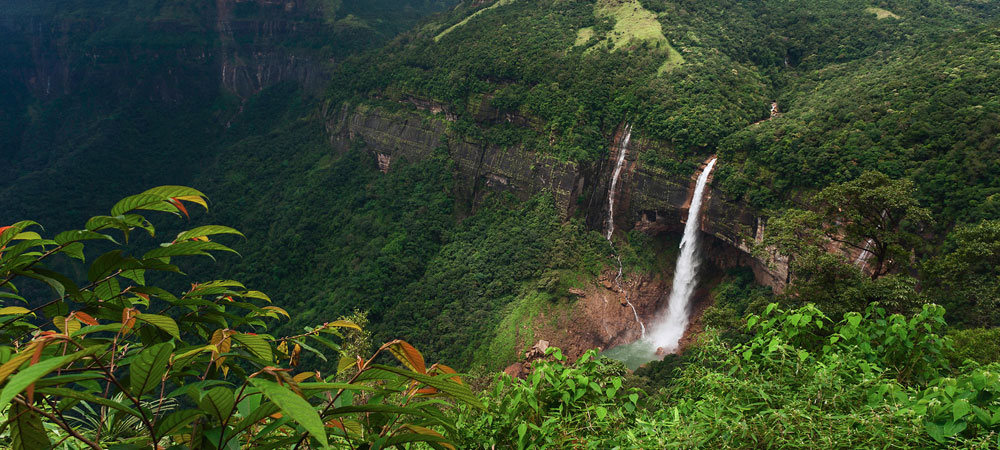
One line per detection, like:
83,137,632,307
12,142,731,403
761,173,929,316
923,219,1000,327
0,186,481,449
812,171,931,279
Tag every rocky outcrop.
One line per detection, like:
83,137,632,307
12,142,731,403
0,0,333,103
215,0,332,97
325,104,581,214
0,16,216,103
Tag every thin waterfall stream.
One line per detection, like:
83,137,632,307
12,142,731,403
605,124,632,240
604,125,645,338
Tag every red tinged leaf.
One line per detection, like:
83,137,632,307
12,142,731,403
430,363,463,385
72,311,99,326
135,292,150,301
168,198,189,219
384,340,426,374
26,344,45,403
0,225,10,253
122,308,138,334
327,419,346,431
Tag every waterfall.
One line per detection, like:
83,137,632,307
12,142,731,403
855,238,874,267
605,124,632,240
603,124,644,337
648,157,717,353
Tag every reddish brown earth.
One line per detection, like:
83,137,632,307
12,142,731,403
502,267,722,376
515,268,672,364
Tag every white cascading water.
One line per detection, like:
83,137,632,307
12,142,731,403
647,157,717,353
855,239,874,267
603,124,645,337
605,124,632,240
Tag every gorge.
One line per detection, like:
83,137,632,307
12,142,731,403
6,0,1000,447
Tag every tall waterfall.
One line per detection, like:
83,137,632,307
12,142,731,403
605,124,632,240
648,157,717,353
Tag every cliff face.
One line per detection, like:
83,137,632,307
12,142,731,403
325,104,582,215
628,152,790,291
0,0,333,104
0,17,215,103
325,104,791,291
215,0,332,97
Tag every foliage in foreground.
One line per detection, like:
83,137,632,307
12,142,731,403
0,187,481,449
453,303,1000,449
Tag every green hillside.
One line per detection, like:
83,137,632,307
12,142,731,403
5,0,1000,448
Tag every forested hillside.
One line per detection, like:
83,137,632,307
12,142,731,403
0,0,457,227
4,0,1000,448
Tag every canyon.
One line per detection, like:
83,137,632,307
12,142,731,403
324,102,789,288
323,101,791,359
2,0,788,365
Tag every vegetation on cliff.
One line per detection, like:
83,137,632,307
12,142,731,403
5,0,1000,447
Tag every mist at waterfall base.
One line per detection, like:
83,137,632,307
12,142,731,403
603,158,718,370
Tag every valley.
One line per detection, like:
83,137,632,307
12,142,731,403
2,0,1000,448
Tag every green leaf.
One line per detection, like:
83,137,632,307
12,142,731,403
7,403,51,450
135,314,180,340
0,221,40,250
0,346,100,407
944,420,967,437
53,229,117,245
384,431,454,449
111,193,174,216
250,378,328,448
323,404,452,424
36,387,140,418
120,268,146,285
595,406,608,420
972,405,992,425
226,402,281,441
176,225,244,242
231,333,273,363
131,342,174,397
155,410,204,437
292,339,327,362
297,382,376,394
88,250,125,282
16,270,64,301
143,241,238,260
141,185,206,200
953,399,972,421
70,323,123,338
59,242,85,261
198,386,236,421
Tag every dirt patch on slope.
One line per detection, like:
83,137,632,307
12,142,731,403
526,268,671,361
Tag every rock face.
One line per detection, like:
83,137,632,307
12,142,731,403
325,103,790,292
215,0,332,97
0,0,333,103
628,154,790,291
325,104,581,215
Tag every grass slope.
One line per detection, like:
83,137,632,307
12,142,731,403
435,0,516,42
